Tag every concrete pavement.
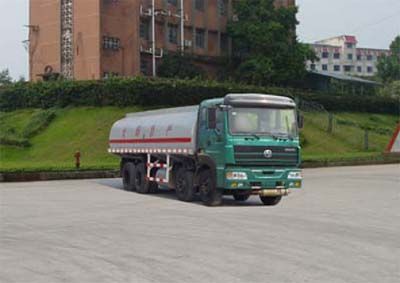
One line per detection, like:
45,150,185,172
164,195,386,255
1,165,399,283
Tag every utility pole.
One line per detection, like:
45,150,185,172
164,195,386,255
180,0,184,54
151,0,156,77
145,0,185,76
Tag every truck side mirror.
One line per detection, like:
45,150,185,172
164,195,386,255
297,113,304,129
208,108,217,129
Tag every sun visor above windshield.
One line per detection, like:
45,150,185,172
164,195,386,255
224,93,296,109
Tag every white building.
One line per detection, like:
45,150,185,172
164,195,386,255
307,35,390,77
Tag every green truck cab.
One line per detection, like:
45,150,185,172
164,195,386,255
196,94,302,205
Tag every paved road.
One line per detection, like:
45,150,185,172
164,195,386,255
1,165,399,283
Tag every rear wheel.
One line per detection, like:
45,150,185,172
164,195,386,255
122,162,136,191
175,168,195,202
233,193,250,202
135,163,158,194
259,196,282,206
199,169,222,206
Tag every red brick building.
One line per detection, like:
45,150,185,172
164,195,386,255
29,0,295,81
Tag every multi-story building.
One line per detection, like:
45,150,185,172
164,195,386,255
28,0,294,81
307,35,390,77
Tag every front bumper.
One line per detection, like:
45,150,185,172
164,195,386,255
223,167,302,190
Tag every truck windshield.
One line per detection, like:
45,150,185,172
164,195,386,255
228,107,298,138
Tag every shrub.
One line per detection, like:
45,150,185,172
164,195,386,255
0,77,398,114
0,136,30,147
22,109,57,138
0,109,57,147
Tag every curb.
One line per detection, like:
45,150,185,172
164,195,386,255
1,159,399,183
0,170,120,182
301,158,400,168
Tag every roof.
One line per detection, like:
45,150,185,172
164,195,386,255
309,70,381,85
224,93,296,108
344,35,357,44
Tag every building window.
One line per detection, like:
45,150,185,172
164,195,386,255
322,64,328,71
140,57,148,75
333,53,340,59
310,64,316,70
103,36,121,50
168,0,177,5
334,65,340,72
103,72,119,79
357,66,362,73
168,24,178,44
347,54,353,60
367,66,373,73
321,52,329,59
357,54,362,61
344,65,352,72
220,33,228,54
346,43,353,49
195,28,205,48
140,20,150,40
218,0,226,15
367,55,373,61
103,0,119,5
195,0,204,11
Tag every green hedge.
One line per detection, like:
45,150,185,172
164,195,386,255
0,77,398,114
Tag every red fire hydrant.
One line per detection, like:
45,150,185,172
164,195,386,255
74,150,81,169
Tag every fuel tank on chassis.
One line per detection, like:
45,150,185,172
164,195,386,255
109,106,199,154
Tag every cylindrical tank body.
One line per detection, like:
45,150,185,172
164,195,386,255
109,106,199,155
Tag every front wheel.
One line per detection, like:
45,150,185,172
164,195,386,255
259,196,282,206
199,169,222,206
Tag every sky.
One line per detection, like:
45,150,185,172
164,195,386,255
0,0,399,80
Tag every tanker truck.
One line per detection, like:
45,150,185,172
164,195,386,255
108,93,303,206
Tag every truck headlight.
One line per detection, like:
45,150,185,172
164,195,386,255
226,172,248,180
288,171,302,179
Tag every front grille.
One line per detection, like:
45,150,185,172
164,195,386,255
234,145,299,166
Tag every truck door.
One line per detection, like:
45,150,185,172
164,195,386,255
198,107,225,164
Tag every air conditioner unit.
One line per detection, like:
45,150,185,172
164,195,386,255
184,40,192,47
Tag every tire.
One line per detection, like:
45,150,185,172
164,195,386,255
135,162,150,194
233,193,250,202
175,167,195,202
259,196,282,206
122,162,136,191
199,169,222,206
148,181,159,193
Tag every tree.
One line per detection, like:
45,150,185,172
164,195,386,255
158,53,205,79
379,80,400,97
377,35,400,83
227,0,316,86
0,69,12,86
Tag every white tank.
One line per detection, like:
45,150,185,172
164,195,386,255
109,106,199,155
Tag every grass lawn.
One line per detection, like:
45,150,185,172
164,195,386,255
0,107,398,172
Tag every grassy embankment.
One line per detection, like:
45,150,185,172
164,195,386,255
0,107,398,172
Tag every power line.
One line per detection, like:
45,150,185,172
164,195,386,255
351,9,400,33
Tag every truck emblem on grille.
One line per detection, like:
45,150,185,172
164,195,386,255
263,149,273,158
